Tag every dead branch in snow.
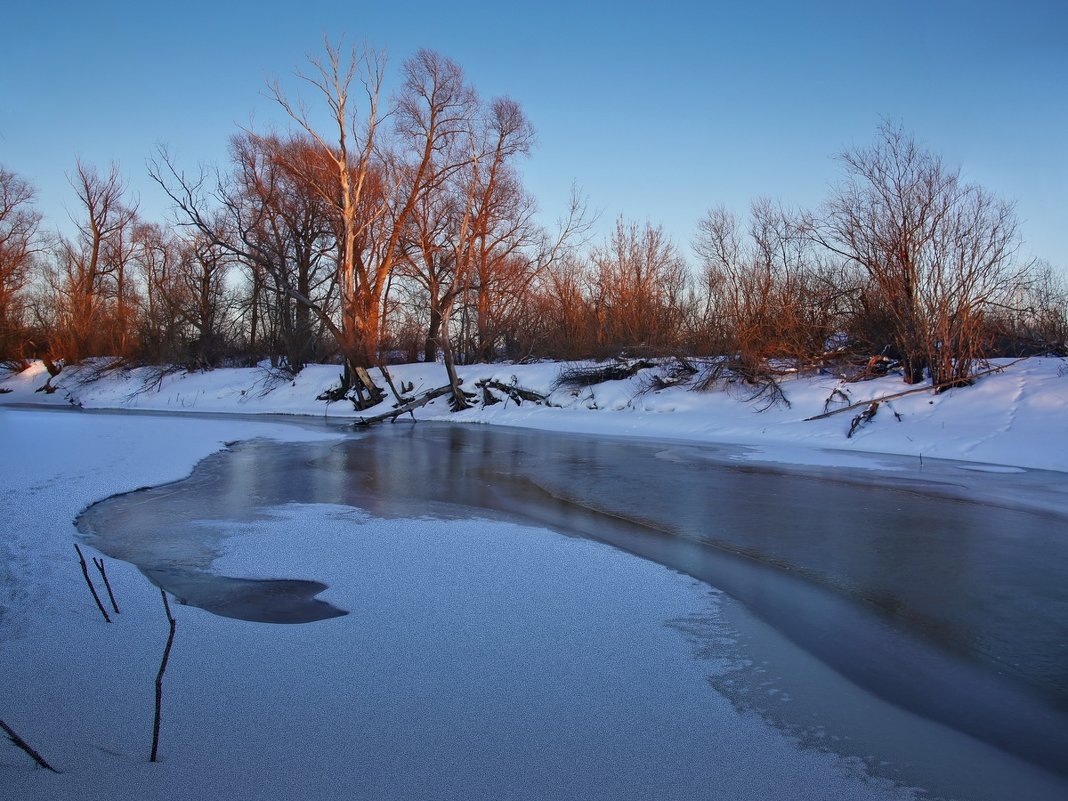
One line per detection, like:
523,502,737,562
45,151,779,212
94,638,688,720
92,556,120,615
642,357,699,392
822,387,851,414
804,359,1026,421
847,402,879,438
74,544,111,623
475,378,548,408
0,719,60,773
553,359,656,389
150,589,177,763
379,365,415,421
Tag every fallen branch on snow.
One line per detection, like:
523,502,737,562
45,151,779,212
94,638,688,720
355,384,453,426
804,360,1027,422
475,378,548,408
553,359,656,389
847,402,879,438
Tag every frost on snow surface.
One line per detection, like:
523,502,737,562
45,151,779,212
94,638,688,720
1,358,1067,800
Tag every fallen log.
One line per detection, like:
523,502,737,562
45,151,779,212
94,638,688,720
475,378,548,407
804,360,1025,422
316,367,387,410
355,384,453,427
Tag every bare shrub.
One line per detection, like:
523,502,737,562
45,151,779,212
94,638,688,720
588,218,691,355
694,200,849,379
816,122,1025,386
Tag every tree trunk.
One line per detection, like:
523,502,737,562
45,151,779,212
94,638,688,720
424,306,441,363
901,352,927,385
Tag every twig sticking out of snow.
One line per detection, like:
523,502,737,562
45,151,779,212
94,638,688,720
92,556,120,615
151,589,177,763
823,387,851,414
74,544,111,623
0,718,61,773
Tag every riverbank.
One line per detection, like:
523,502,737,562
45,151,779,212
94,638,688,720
3,355,1067,472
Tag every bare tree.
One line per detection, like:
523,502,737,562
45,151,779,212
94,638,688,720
266,39,386,394
48,161,137,362
397,169,461,364
816,122,1024,385
231,133,338,369
176,236,234,368
269,45,485,400
152,133,339,367
133,221,186,363
459,98,539,363
1010,261,1068,352
399,95,541,368
0,167,43,359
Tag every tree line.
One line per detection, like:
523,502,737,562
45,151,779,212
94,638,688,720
1,42,1064,403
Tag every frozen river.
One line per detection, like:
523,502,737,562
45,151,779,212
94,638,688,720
77,421,1068,799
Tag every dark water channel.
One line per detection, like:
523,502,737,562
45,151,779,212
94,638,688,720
76,422,1068,782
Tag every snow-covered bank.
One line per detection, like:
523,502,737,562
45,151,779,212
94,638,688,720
2,356,1067,472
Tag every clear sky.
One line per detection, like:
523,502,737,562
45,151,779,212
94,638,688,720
2,0,1065,268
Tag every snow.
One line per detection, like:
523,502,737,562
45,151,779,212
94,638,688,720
0,409,931,801
2,358,1067,799
3,355,1066,472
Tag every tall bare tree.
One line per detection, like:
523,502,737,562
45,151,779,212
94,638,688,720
399,96,538,361
48,162,137,362
269,45,485,396
0,167,43,358
232,133,337,369
266,39,386,394
459,98,539,362
133,221,184,363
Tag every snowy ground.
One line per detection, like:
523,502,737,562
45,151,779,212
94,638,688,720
0,409,936,801
1,358,1067,799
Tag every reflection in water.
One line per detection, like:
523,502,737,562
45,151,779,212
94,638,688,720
144,570,345,624
77,422,1068,779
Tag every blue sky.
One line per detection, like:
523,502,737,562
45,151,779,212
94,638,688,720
3,1,1065,267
